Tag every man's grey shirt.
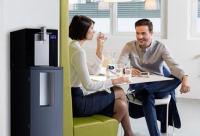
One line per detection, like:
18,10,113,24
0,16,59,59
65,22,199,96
117,40,185,80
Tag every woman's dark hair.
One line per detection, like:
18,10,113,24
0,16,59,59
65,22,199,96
135,19,153,33
69,15,95,40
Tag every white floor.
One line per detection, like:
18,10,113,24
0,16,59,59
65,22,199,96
118,98,200,136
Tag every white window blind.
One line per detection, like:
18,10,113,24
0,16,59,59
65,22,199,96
198,0,200,18
117,2,160,18
69,2,110,33
117,1,161,32
197,0,200,33
69,0,165,36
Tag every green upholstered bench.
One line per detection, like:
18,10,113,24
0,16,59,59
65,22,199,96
63,83,119,136
60,5,119,134
73,115,118,136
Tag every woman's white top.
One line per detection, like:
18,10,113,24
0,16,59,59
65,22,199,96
69,40,113,93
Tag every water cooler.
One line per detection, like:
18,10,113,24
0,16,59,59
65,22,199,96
10,27,63,136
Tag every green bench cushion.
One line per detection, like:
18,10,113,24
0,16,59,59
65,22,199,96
73,115,118,136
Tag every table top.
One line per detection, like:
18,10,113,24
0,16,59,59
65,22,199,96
90,75,174,86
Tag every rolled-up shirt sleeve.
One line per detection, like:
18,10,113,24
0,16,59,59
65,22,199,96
71,50,113,91
117,44,131,65
162,45,186,80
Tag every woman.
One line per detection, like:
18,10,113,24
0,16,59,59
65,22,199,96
69,15,135,136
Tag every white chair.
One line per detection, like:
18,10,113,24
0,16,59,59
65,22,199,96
128,95,175,136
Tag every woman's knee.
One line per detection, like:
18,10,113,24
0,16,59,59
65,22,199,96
113,86,123,92
113,87,125,99
115,99,128,110
114,99,128,112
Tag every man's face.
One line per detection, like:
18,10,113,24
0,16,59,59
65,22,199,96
135,25,153,47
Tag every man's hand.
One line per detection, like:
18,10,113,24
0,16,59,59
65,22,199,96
132,68,141,76
180,76,190,94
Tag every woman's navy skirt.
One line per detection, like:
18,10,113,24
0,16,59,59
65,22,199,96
71,87,115,117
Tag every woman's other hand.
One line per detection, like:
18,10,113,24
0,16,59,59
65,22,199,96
111,76,131,85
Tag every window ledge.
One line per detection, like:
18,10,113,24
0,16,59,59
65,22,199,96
106,34,167,40
187,36,200,40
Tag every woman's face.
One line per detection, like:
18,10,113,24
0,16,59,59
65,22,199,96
85,22,94,40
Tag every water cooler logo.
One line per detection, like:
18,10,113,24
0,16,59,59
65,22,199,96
109,66,115,70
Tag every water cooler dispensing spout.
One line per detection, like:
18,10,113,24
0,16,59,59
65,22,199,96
40,27,46,44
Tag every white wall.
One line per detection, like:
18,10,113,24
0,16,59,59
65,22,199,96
82,0,200,100
0,1,5,136
0,0,59,136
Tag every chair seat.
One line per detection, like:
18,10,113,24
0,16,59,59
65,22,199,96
128,95,174,136
73,115,118,136
132,95,171,106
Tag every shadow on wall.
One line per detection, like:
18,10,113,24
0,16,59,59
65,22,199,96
193,55,200,60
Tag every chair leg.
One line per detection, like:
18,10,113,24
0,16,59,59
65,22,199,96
166,104,169,136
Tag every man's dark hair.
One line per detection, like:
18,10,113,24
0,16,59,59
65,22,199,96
69,15,95,40
135,19,153,33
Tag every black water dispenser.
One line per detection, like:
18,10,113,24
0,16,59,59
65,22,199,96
10,27,63,136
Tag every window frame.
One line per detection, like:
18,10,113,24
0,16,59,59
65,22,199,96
69,0,168,38
110,0,167,38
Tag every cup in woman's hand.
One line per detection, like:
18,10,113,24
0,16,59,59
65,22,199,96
94,30,107,43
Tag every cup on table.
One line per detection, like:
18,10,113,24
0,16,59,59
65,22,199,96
124,66,132,81
116,64,124,77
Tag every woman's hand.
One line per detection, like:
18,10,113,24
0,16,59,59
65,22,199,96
96,32,105,48
132,68,141,76
111,76,131,85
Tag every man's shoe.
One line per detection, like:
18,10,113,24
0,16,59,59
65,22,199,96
126,91,136,103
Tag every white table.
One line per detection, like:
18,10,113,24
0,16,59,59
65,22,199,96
90,75,174,86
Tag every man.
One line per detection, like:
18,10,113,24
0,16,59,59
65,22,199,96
117,19,190,136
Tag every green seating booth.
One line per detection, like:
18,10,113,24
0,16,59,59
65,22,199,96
60,1,119,136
